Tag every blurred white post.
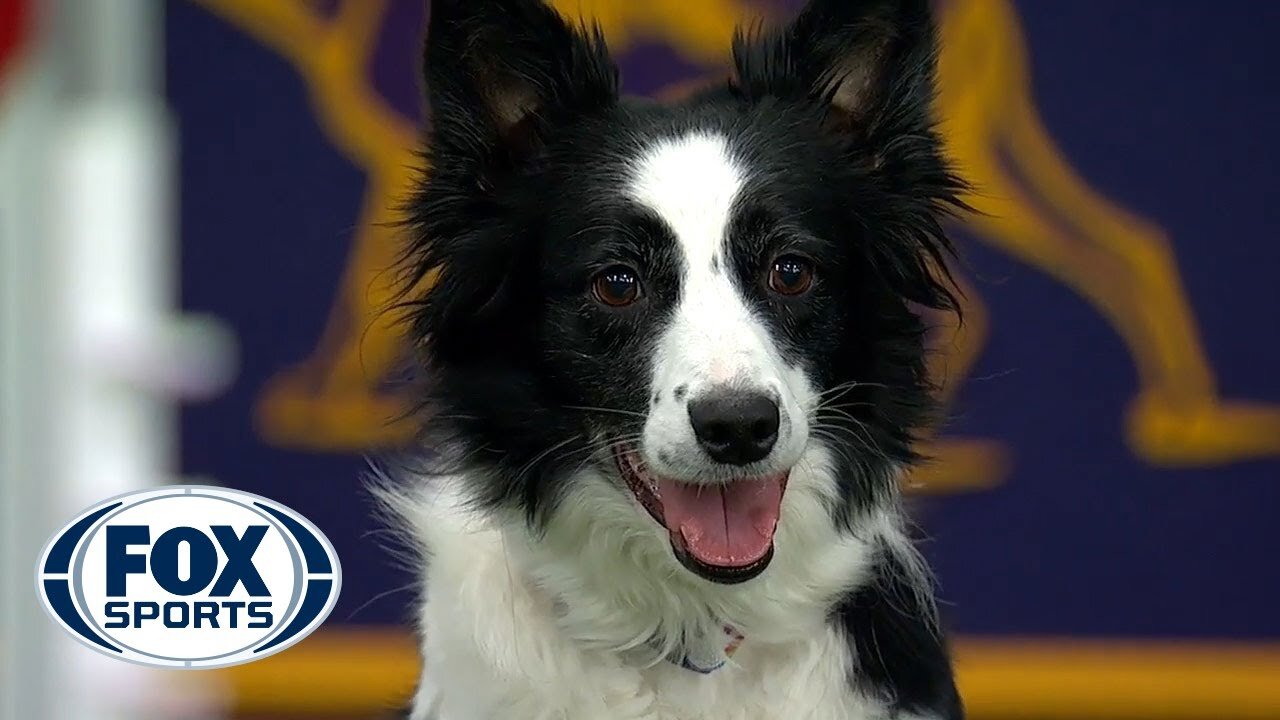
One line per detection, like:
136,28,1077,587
1,1,234,719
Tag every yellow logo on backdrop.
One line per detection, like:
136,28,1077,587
192,0,1280,491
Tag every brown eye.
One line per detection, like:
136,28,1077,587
592,265,642,307
768,255,814,296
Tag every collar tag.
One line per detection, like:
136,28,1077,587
672,625,744,674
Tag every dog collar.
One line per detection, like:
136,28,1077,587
669,624,744,674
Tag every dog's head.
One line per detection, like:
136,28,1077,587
402,0,961,585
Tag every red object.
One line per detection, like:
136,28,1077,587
0,0,30,82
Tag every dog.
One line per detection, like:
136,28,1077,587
381,0,967,717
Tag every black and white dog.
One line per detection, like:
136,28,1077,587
384,0,966,717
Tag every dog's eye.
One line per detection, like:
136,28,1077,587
592,265,642,307
768,255,814,296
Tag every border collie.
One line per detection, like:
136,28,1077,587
382,0,966,717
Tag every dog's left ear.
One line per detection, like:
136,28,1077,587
731,0,937,137
734,0,962,312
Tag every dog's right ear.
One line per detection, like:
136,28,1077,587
403,1,617,363
423,0,618,172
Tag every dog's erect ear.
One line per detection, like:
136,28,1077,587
423,0,618,164
731,0,936,135
733,0,963,313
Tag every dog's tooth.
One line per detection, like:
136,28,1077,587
680,523,702,544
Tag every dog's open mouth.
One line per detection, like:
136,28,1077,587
614,445,787,584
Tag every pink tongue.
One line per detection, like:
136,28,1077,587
658,476,786,568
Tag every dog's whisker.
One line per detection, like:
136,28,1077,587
563,404,649,420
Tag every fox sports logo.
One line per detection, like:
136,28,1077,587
36,486,341,669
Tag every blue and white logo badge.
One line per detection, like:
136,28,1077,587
36,486,341,669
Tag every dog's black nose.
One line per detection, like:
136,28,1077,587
687,392,780,465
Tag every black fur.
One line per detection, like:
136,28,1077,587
396,0,965,714
837,543,963,719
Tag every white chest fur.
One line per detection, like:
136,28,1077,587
388,468,938,720
408,524,892,720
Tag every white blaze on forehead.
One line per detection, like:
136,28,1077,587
627,131,765,382
626,132,744,271
626,131,813,480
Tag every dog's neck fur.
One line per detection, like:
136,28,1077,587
384,449,952,720
513,458,884,657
